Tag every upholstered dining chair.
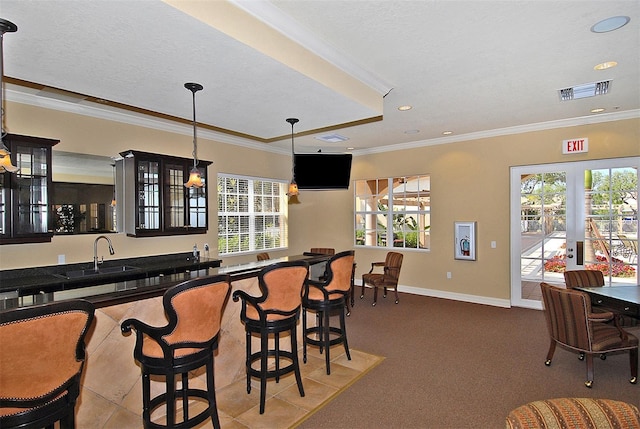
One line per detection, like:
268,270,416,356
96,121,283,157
309,247,335,255
256,252,270,261
0,299,95,429
564,269,637,328
303,250,355,375
232,260,309,414
563,269,605,288
540,282,638,388
361,251,403,306
121,275,231,429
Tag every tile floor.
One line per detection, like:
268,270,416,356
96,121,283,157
79,347,383,429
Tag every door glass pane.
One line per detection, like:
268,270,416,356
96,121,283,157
520,172,567,300
585,167,638,285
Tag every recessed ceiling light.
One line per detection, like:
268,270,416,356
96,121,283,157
398,105,412,111
404,129,420,134
442,131,453,135
591,108,606,113
594,61,617,70
346,147,354,150
591,16,630,33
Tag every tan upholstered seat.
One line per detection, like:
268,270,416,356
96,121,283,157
0,300,95,429
506,398,640,429
361,251,403,306
233,260,309,414
540,282,638,388
121,275,231,429
303,250,355,374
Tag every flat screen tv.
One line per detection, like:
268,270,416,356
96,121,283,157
293,153,353,190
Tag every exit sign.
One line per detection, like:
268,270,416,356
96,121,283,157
563,138,588,154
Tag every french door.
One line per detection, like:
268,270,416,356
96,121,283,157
510,157,639,309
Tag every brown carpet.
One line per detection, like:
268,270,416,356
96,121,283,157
297,292,639,429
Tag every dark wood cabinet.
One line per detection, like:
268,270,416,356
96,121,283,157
118,150,210,237
0,134,59,244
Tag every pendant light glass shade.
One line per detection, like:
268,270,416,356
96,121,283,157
185,166,204,188
286,118,299,198
0,18,19,173
184,82,204,188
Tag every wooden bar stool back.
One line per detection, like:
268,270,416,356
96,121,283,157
121,275,231,429
232,260,309,414
0,300,95,429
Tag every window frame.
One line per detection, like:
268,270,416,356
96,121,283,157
217,173,288,256
354,175,431,251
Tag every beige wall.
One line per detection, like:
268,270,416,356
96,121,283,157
1,100,638,303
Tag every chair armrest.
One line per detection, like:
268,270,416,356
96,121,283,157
368,261,385,273
232,289,260,304
587,311,614,323
120,318,168,343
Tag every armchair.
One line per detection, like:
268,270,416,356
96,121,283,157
540,282,638,387
361,251,403,306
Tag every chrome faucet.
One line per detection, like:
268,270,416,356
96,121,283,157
94,235,115,271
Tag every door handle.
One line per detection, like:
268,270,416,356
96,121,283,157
576,241,584,265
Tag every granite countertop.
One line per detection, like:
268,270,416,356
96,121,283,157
0,252,222,295
0,252,331,309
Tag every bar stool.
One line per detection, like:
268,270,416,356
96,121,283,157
0,300,95,429
121,275,231,429
232,260,309,414
303,250,355,374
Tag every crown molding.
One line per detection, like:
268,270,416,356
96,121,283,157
353,109,640,156
6,87,288,156
8,87,638,158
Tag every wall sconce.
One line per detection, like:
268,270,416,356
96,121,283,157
286,117,299,200
184,82,204,188
0,18,19,173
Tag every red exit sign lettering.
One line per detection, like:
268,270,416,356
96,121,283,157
562,138,588,154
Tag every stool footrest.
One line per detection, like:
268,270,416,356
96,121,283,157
146,388,213,429
304,326,346,348
248,350,297,380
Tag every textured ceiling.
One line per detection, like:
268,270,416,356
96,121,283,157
2,0,639,154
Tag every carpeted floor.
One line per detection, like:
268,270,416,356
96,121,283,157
297,291,640,429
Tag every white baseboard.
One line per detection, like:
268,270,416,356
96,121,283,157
356,282,511,308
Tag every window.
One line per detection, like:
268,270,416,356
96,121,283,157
355,175,430,250
217,174,288,255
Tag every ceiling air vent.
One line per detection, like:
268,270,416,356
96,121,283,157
315,133,349,143
558,80,611,101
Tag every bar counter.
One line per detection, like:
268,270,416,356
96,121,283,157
0,252,334,426
0,252,331,309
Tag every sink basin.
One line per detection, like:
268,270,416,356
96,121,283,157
57,265,140,279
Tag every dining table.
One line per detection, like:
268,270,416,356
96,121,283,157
575,285,640,321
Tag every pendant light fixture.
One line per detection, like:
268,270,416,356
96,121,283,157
184,82,204,188
0,18,19,173
286,117,299,198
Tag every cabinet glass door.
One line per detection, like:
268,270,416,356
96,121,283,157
137,160,160,230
